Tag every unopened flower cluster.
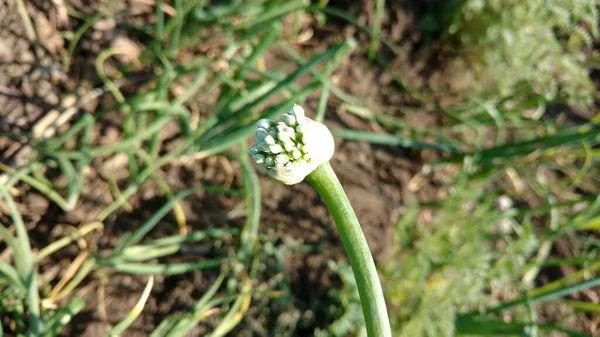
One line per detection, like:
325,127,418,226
248,104,334,185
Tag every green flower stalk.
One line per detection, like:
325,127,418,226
249,104,391,337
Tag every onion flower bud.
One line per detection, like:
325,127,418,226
248,104,334,185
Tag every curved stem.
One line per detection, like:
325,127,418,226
306,162,391,337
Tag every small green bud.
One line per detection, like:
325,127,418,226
255,128,269,143
252,153,265,164
256,119,271,129
264,156,274,167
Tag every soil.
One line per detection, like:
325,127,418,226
1,0,598,336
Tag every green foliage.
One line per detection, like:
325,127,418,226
432,0,598,105
382,179,538,337
2,0,352,335
3,0,600,336
314,261,366,337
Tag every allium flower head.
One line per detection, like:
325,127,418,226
248,104,334,185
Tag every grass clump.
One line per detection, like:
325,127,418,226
424,0,598,105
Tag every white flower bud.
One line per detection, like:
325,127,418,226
281,113,296,127
278,133,291,143
277,125,294,142
248,104,334,185
264,135,276,145
283,140,295,152
269,143,283,154
292,104,305,123
275,154,290,167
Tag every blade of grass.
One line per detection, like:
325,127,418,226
167,0,184,57
55,157,84,210
63,12,102,72
35,221,103,262
238,142,261,259
233,22,282,82
150,173,187,234
145,233,216,257
153,0,165,60
0,164,34,197
338,103,467,149
173,68,208,106
120,245,180,262
368,0,385,60
233,0,309,31
0,261,25,292
52,259,96,302
44,297,85,337
209,277,252,337
465,274,600,316
465,125,600,165
165,0,206,35
123,228,238,251
42,113,96,152
0,163,71,211
543,258,599,267
114,187,197,253
471,97,505,145
529,261,600,299
315,82,330,122
150,318,178,337
108,276,154,336
0,222,18,256
105,260,222,275
163,273,226,336
333,128,462,153
560,299,600,313
46,254,95,304
455,317,588,337
3,193,41,336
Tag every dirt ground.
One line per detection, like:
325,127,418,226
1,0,597,336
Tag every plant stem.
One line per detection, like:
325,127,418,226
305,162,391,337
